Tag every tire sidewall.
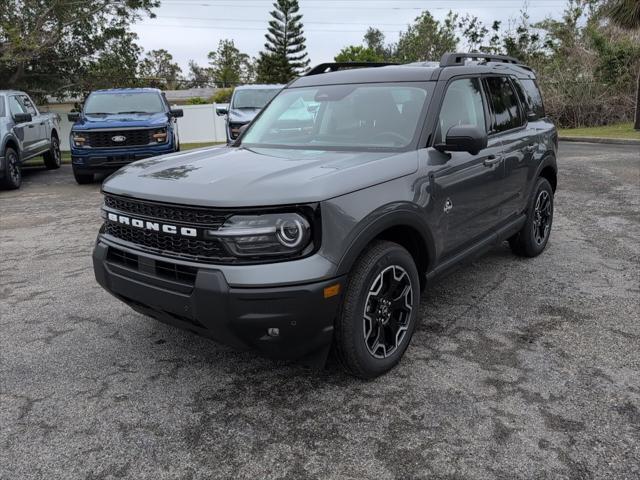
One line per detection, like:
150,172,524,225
4,147,21,189
524,178,554,255
51,136,61,167
345,246,420,377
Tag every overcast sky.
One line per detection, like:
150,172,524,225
132,0,569,71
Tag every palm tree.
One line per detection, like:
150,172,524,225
604,0,640,129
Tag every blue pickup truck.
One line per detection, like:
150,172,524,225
68,88,183,184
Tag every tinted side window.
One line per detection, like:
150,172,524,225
520,79,545,119
8,96,26,117
19,95,38,116
485,77,524,133
436,78,486,144
0,97,5,117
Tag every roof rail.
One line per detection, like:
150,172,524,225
305,62,397,76
440,52,521,67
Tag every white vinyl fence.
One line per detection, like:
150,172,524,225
53,103,229,150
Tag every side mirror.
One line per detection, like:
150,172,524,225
216,107,228,116
67,112,80,122
14,112,32,123
435,125,487,155
170,109,183,118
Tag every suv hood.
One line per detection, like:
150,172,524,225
228,108,260,124
72,112,169,130
103,146,418,207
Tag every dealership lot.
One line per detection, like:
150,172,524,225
1,142,638,479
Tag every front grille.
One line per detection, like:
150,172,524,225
104,194,228,227
86,129,154,148
104,222,231,262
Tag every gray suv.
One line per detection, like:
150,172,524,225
93,54,558,378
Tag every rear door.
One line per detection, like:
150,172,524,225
483,76,532,222
432,77,505,256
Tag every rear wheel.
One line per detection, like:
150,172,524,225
509,177,554,257
334,241,420,379
43,135,62,169
73,168,93,184
1,147,22,190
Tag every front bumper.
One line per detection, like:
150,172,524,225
71,141,175,173
93,240,344,361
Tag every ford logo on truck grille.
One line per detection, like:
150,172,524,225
111,135,126,142
106,212,198,237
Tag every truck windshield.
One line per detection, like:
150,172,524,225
231,89,280,109
240,83,430,150
84,92,165,115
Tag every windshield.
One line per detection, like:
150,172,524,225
84,92,165,115
231,88,281,109
240,83,430,150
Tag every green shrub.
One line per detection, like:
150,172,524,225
186,97,208,105
211,88,233,103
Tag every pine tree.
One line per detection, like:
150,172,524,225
261,0,310,83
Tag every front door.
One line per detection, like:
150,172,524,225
430,77,505,257
8,95,37,155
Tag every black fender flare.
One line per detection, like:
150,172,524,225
335,203,437,278
2,133,21,160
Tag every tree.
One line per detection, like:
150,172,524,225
255,51,287,83
0,0,158,100
262,0,310,82
139,49,183,90
207,39,252,87
334,46,384,63
364,27,390,59
602,0,640,129
395,11,459,63
187,60,213,88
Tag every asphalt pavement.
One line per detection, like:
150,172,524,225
1,142,639,479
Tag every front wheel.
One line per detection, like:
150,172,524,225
334,241,420,379
73,168,94,185
509,177,554,257
1,147,22,190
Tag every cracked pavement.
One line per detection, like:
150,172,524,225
1,142,639,479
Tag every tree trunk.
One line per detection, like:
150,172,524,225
635,69,640,131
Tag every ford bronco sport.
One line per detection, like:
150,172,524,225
93,53,558,378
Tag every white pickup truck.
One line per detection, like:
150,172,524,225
0,90,62,190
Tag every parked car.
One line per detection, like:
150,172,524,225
216,84,283,142
0,90,62,190
93,54,557,378
68,88,183,184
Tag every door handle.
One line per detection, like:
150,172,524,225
27,124,35,128
483,155,502,167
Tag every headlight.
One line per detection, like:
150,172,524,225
151,127,168,143
72,131,88,147
207,213,312,258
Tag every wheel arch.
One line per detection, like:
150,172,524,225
2,135,20,160
335,208,436,289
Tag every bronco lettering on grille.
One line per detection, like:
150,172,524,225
107,212,197,237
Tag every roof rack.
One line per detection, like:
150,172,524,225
440,52,521,67
305,62,397,76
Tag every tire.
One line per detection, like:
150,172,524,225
334,240,421,379
509,177,554,257
43,135,62,169
1,147,22,190
73,168,93,185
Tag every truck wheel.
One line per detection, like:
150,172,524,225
334,240,420,379
73,168,93,184
1,147,22,190
509,177,554,257
43,135,62,169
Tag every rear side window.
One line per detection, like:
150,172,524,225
436,78,486,144
514,79,546,120
484,76,524,133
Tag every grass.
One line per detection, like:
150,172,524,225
57,141,222,164
559,122,640,140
